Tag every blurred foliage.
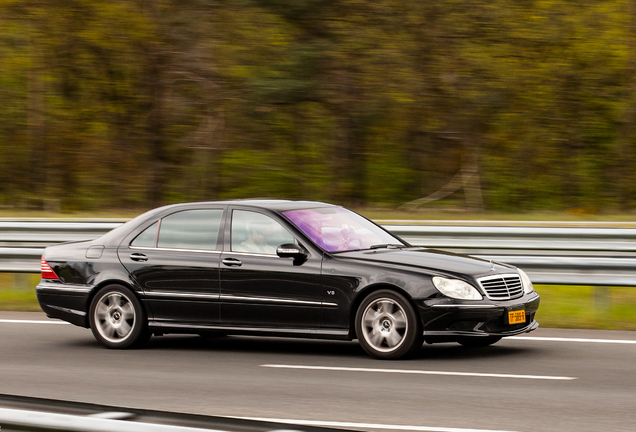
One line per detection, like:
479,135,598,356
2,0,636,212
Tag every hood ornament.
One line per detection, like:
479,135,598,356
490,260,496,271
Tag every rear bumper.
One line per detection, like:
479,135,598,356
36,280,90,328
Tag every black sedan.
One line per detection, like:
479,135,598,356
36,200,540,359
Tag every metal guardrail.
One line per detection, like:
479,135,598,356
388,224,636,286
0,220,124,273
0,408,237,432
1,219,636,286
0,393,325,432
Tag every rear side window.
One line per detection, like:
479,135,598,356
131,209,223,251
158,209,223,250
131,222,158,247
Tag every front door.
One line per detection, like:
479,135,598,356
219,209,323,329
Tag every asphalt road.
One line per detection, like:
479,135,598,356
1,311,636,432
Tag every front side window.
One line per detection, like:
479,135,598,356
138,209,224,251
231,210,294,255
283,207,404,252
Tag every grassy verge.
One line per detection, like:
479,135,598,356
534,285,636,331
0,274,42,311
3,207,636,223
0,289,41,311
2,273,636,331
360,210,636,223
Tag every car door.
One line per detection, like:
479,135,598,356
219,208,323,329
118,207,225,325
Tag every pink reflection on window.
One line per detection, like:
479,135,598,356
283,207,400,252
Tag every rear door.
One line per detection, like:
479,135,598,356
118,206,225,325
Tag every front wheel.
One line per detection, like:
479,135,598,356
355,290,422,359
89,285,150,349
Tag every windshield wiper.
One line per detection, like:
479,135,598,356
369,243,405,249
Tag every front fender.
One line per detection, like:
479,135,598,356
321,255,438,330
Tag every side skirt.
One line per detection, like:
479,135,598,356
148,320,352,340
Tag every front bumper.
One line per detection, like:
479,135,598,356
418,293,540,343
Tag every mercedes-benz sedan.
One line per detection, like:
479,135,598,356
37,200,540,359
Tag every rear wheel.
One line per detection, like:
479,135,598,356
457,336,501,347
355,290,422,359
89,285,150,349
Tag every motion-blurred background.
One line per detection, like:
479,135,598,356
2,0,636,214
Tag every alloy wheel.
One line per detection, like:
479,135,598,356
94,291,136,344
360,297,408,353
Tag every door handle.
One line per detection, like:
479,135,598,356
222,258,242,267
130,253,148,262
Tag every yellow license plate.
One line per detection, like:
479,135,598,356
508,310,526,324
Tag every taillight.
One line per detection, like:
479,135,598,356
41,257,59,280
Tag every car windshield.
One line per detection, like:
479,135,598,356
283,207,405,252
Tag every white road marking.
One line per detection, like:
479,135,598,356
510,336,636,344
261,364,576,380
0,319,69,325
226,415,521,432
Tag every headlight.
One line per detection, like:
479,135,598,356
432,276,483,300
518,268,535,294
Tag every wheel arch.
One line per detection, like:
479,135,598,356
86,279,151,349
85,279,144,326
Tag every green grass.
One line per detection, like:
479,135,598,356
2,273,636,331
359,209,636,223
534,285,636,331
3,207,636,223
0,289,41,311
0,273,42,311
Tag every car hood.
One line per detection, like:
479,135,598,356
333,247,516,279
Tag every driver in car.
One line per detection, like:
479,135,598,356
241,221,277,254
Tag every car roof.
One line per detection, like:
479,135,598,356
99,199,339,245
160,199,339,212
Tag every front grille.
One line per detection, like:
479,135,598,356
477,274,523,300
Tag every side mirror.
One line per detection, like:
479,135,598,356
277,243,306,258
277,243,308,265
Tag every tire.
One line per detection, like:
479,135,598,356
457,336,501,348
355,290,423,360
89,284,150,349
